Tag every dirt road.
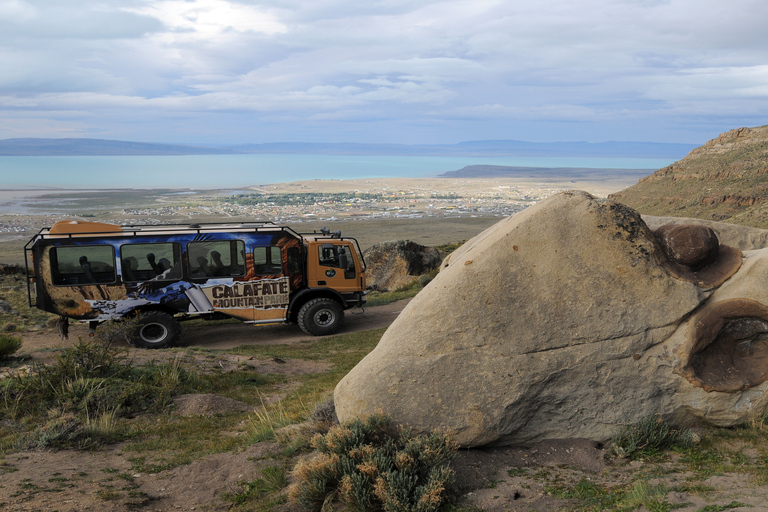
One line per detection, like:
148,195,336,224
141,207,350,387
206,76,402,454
19,300,410,353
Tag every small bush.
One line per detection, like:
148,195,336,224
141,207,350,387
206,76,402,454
0,337,181,449
49,338,131,381
609,414,695,459
309,396,338,433
225,465,288,505
418,268,440,288
0,334,22,359
290,414,458,512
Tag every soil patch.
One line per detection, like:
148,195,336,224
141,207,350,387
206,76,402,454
4,299,768,511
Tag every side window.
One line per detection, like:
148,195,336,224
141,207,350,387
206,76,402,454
188,240,245,278
318,244,341,267
286,247,301,274
51,245,115,285
120,243,182,282
317,244,355,276
253,246,283,276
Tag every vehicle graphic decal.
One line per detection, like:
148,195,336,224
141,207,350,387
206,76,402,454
201,277,290,310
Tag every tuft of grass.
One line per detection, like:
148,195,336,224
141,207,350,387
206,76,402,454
609,415,695,460
249,395,307,442
0,336,191,451
618,481,672,512
0,333,22,359
225,465,288,505
546,479,677,512
365,288,419,307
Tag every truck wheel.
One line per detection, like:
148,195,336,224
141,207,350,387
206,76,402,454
298,298,344,336
130,311,180,349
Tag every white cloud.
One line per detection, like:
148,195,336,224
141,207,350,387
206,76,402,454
128,0,287,40
0,0,36,21
2,0,768,143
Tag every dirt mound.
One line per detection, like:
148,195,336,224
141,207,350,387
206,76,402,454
173,394,253,416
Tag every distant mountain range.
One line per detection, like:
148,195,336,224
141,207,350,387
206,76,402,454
439,165,653,179
0,137,696,158
610,125,768,229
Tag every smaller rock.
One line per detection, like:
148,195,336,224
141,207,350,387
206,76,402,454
0,300,13,314
363,240,441,291
655,224,719,269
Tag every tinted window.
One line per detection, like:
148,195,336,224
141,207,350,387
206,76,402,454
318,245,354,268
287,247,301,274
51,245,115,285
188,240,245,278
120,243,182,282
253,246,283,276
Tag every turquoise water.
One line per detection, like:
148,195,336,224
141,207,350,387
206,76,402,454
0,154,674,189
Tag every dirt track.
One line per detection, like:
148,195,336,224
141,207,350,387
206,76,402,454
19,300,409,353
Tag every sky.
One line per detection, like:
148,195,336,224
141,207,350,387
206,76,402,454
1,0,768,146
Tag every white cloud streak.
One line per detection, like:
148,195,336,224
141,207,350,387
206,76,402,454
1,0,768,143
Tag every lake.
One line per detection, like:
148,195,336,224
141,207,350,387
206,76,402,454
0,154,674,189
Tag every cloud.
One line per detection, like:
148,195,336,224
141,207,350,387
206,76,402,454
127,0,287,41
0,1,163,39
1,0,768,143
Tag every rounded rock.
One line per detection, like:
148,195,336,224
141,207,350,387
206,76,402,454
655,224,719,270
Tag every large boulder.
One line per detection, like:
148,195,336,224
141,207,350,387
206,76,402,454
363,240,441,291
335,191,768,447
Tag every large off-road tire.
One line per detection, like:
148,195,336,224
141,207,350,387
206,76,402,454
297,298,344,336
130,311,180,349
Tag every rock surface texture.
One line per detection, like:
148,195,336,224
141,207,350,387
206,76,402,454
644,215,768,251
335,191,768,447
362,240,441,291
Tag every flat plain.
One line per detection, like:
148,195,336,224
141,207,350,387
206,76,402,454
0,173,642,264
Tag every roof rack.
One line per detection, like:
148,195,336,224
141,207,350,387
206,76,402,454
32,220,293,240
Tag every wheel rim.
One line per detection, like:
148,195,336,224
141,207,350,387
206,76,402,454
314,308,336,327
139,323,168,344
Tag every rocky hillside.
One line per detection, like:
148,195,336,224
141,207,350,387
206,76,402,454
610,125,768,228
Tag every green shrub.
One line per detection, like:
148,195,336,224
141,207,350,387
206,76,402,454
225,465,288,505
0,337,180,449
290,414,458,512
0,334,22,359
48,337,131,381
609,414,695,459
418,268,439,288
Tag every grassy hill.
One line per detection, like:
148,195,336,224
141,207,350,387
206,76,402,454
610,125,768,229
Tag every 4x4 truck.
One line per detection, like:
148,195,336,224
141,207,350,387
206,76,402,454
25,220,366,348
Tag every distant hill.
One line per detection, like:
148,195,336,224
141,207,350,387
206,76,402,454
610,125,768,229
0,137,695,158
439,165,652,179
229,140,695,157
0,138,232,156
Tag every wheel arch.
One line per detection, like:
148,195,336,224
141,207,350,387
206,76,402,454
288,288,345,323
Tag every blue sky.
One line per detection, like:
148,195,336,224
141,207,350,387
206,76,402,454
1,0,767,145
